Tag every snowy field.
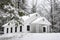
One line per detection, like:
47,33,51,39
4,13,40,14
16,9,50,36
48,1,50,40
0,33,60,40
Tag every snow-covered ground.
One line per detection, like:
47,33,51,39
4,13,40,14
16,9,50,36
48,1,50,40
0,33,60,40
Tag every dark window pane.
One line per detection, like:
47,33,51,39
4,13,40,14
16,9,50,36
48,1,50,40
11,27,12,33
27,25,30,31
43,27,46,32
15,27,17,32
7,28,8,33
20,26,22,32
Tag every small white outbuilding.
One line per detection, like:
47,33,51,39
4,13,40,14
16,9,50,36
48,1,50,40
2,13,51,34
22,13,51,33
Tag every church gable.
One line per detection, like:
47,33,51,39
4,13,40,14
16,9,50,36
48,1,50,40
31,17,51,25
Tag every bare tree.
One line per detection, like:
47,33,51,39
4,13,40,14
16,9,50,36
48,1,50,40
50,0,60,32
31,0,37,13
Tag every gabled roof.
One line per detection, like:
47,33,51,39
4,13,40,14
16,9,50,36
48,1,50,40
31,17,51,25
22,13,40,21
2,19,18,27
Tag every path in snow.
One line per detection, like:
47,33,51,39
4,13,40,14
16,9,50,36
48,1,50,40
0,33,60,40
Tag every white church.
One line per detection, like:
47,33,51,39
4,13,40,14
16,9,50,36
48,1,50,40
2,13,51,34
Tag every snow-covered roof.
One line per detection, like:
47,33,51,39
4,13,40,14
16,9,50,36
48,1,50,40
22,16,29,21
32,17,51,25
22,13,40,21
2,19,18,27
29,13,38,17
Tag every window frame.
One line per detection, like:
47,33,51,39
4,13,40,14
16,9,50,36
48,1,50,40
15,27,17,32
43,27,46,32
7,28,8,33
11,27,12,33
20,26,22,32
27,25,30,31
